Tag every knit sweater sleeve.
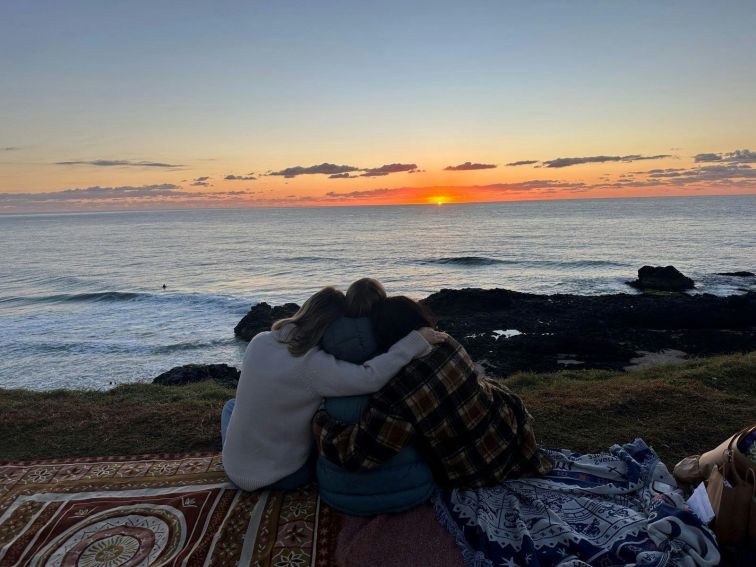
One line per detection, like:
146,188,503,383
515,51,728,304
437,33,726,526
305,330,431,397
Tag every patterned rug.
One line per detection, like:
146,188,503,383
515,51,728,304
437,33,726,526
434,439,720,567
0,452,340,566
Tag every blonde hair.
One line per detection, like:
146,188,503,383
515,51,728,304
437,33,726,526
345,278,387,317
272,287,346,356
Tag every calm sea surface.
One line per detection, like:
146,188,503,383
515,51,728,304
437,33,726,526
1,195,754,390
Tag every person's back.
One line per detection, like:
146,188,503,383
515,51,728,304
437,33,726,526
318,315,435,515
313,297,553,489
221,287,436,492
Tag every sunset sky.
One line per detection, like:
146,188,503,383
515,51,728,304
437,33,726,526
1,1,755,212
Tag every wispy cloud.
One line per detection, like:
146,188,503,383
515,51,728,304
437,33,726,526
694,149,755,164
190,176,211,187
360,163,418,177
505,160,539,166
269,163,360,178
2,147,20,152
323,180,589,202
225,174,257,180
0,184,182,204
328,172,357,179
444,162,496,171
542,154,671,168
325,188,395,198
0,184,268,212
55,159,183,168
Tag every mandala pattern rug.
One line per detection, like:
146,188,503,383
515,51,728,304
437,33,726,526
434,439,721,567
0,452,340,566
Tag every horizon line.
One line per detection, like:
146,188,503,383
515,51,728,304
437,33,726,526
0,192,753,217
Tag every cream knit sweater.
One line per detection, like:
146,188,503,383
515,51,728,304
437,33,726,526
222,326,431,491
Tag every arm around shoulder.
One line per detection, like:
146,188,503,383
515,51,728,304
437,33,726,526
306,330,431,397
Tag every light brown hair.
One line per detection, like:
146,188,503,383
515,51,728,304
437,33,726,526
345,278,387,316
272,287,346,356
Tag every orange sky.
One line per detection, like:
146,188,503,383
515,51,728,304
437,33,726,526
2,3,754,213
3,151,754,213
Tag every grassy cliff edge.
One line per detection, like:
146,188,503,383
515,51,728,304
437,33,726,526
2,352,754,465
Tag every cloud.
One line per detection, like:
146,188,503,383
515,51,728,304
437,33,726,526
505,160,539,166
694,149,756,164
648,164,755,184
190,176,211,187
0,184,181,204
543,154,671,168
268,162,418,178
0,184,276,212
269,163,360,178
2,147,20,151
593,163,756,191
325,188,395,199
323,179,589,202
225,174,257,180
477,180,588,192
55,159,182,168
444,161,496,171
360,163,418,177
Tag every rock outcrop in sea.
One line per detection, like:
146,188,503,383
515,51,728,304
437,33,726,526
627,265,695,292
234,302,299,341
152,363,240,388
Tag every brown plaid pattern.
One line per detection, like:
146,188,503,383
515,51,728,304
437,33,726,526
313,337,552,488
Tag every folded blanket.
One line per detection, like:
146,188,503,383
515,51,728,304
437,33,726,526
434,439,719,567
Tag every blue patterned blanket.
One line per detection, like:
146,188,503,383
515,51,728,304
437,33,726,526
434,440,719,567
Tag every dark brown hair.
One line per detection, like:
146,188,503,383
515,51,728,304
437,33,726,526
345,278,387,317
272,287,346,356
373,295,436,351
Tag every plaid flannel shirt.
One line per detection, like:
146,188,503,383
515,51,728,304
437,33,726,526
313,336,552,488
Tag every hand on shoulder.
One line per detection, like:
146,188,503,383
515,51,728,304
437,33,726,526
417,327,448,345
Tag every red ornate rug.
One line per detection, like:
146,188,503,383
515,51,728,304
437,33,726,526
0,453,340,566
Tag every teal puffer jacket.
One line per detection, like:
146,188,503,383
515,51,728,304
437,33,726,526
318,317,435,516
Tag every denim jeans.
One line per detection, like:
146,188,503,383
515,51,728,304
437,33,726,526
220,398,314,490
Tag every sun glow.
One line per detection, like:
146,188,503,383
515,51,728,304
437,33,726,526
429,195,449,205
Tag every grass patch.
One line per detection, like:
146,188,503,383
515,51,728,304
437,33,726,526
1,352,754,466
0,381,234,461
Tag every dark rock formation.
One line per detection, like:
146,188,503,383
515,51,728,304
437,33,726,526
235,288,756,378
153,364,240,388
233,302,300,340
627,265,695,292
717,271,755,277
424,288,755,376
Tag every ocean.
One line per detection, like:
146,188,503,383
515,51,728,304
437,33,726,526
1,195,754,390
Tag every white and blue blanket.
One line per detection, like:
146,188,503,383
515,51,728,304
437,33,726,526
434,439,719,567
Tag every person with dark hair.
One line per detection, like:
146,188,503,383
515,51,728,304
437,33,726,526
313,296,552,489
221,287,446,492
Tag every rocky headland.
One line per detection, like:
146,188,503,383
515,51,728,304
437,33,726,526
229,267,756,378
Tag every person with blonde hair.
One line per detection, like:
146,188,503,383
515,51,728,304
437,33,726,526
222,286,445,492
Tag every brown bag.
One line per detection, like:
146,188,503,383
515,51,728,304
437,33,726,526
706,459,755,545
700,425,756,480
674,425,756,487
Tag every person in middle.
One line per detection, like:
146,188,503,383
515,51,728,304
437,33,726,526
314,295,553,490
317,279,437,515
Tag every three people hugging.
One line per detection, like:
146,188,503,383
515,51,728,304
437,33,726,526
221,278,551,515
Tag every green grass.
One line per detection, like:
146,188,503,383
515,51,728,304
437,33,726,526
2,352,754,465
